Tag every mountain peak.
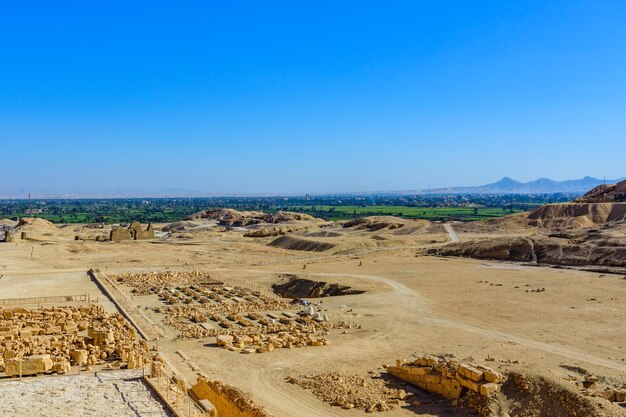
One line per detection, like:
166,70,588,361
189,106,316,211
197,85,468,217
492,177,523,187
426,176,626,195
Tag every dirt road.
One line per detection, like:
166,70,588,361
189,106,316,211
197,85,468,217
443,223,459,242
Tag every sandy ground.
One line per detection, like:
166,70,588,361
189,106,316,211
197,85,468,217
0,370,172,417
1,223,625,416
0,271,117,313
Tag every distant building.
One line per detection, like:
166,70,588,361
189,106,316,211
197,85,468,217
109,222,155,241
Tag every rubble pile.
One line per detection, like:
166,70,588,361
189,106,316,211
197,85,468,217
580,375,626,403
216,325,332,354
0,305,149,376
110,271,223,295
387,355,505,400
287,372,408,412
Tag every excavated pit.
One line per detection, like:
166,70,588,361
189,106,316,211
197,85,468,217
272,275,365,299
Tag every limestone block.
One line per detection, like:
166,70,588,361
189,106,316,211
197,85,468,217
63,321,78,334
45,326,62,335
216,335,234,347
477,365,504,383
427,382,443,395
423,374,441,384
5,354,53,376
408,366,432,376
458,376,481,392
91,330,114,346
458,364,484,382
52,358,71,374
479,382,500,396
70,349,88,365
442,378,463,399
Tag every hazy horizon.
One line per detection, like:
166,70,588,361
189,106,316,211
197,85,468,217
1,175,624,199
2,1,626,194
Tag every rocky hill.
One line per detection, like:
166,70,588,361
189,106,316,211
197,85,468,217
433,228,626,270
186,209,318,227
431,180,626,272
425,176,625,195
575,179,626,203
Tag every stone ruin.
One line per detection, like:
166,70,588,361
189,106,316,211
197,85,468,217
216,326,331,354
2,230,12,242
191,375,274,417
387,355,504,400
109,221,154,241
0,304,150,377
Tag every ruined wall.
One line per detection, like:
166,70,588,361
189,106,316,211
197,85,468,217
109,222,154,241
387,356,504,400
191,376,274,417
110,226,132,241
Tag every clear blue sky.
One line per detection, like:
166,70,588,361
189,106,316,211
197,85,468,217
1,1,625,195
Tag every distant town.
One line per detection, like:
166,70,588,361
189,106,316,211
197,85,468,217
0,193,577,224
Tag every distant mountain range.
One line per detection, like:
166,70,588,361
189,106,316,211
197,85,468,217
0,176,624,198
420,176,626,195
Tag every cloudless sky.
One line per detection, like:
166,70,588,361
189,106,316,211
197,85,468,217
1,1,625,195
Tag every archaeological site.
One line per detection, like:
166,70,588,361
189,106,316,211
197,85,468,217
1,179,625,417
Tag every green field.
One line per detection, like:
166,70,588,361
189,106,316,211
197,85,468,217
284,205,528,221
4,209,185,224
2,198,537,225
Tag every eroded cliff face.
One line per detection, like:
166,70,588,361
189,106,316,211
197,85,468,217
431,232,626,270
526,203,626,229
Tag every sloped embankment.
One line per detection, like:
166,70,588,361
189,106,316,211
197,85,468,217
430,235,626,270
527,203,626,229
268,236,335,252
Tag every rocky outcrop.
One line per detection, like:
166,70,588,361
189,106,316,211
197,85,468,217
430,232,626,270
435,181,626,270
343,216,406,231
526,203,626,229
575,179,626,203
186,209,319,227
343,216,429,234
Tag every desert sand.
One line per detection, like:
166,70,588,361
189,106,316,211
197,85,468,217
1,201,625,416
